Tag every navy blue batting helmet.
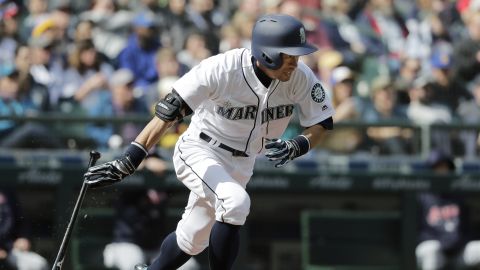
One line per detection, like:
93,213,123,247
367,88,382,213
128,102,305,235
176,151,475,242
251,14,317,70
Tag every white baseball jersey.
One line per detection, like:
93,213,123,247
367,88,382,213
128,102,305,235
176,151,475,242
173,48,334,156
171,48,334,253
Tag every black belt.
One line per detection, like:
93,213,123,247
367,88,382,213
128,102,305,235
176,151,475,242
199,132,249,157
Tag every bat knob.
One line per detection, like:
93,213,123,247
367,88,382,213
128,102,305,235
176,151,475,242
89,150,101,162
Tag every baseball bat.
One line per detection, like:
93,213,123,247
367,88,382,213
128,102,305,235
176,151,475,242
51,150,101,270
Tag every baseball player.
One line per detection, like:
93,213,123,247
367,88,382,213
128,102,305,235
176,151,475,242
84,14,335,270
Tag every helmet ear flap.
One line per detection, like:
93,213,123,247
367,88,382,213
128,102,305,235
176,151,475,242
260,50,283,70
262,53,274,65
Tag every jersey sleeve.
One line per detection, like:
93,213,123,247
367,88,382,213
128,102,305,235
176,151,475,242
291,63,335,127
171,55,224,111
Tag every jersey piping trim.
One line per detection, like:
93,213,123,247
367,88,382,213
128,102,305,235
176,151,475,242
241,49,259,154
265,80,280,134
177,135,228,223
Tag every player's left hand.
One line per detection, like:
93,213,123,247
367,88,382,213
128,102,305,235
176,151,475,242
264,138,297,168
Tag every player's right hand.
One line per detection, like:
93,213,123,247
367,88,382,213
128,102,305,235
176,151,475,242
84,156,136,188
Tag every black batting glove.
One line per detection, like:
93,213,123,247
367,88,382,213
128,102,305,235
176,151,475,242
265,136,310,168
84,142,148,188
84,156,136,188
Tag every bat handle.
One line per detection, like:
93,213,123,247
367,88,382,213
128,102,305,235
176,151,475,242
88,150,101,167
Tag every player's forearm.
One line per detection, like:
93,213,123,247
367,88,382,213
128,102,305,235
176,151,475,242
301,124,328,149
135,117,175,150
84,117,175,189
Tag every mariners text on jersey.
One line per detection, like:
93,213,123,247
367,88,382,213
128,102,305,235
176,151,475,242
215,104,295,124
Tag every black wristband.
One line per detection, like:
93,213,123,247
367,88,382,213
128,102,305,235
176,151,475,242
291,135,310,157
125,142,149,168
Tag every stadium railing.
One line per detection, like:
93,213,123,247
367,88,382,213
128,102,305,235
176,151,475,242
1,115,480,269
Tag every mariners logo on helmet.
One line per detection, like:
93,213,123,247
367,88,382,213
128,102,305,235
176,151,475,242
311,83,325,103
300,28,306,44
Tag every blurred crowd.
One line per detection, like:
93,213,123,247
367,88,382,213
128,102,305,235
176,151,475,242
1,0,480,156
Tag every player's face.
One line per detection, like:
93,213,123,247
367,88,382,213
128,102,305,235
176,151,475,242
264,54,299,82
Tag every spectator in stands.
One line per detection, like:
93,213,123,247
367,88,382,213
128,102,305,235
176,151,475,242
19,0,49,43
320,0,366,67
162,0,196,53
73,19,94,43
427,48,472,115
14,44,50,112
49,3,76,52
452,11,480,87
28,35,66,107
330,66,363,122
316,49,343,89
457,76,480,158
117,11,161,92
427,0,465,42
103,187,200,270
0,0,20,77
177,32,211,70
0,190,49,270
184,0,227,55
86,68,149,149
407,77,453,155
361,76,411,155
218,24,244,53
62,39,114,110
133,0,165,14
0,68,61,148
78,0,133,60
401,6,429,62
228,10,256,51
403,2,457,62
318,66,365,153
406,77,452,126
355,0,409,73
235,0,263,19
416,150,480,270
145,47,187,109
393,56,422,105
229,0,262,48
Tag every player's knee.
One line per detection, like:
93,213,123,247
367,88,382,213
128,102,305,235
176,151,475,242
215,183,250,225
463,240,480,266
176,229,208,256
416,240,445,269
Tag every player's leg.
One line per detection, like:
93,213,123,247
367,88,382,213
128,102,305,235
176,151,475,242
104,242,144,270
9,249,49,270
137,192,217,270
174,140,251,269
176,169,249,269
208,221,241,270
174,182,248,270
206,179,250,270
456,240,480,268
415,240,446,270
145,231,192,269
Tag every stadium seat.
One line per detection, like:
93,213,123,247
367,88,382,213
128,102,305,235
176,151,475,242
301,210,402,270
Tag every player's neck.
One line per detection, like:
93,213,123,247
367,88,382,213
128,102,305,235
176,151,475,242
252,57,272,88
